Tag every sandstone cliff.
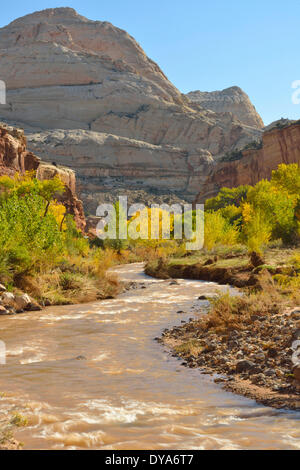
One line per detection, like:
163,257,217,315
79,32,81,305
195,122,300,203
0,123,85,230
27,129,214,213
0,124,40,176
0,7,263,209
186,87,264,129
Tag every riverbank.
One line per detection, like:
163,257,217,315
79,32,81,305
0,276,148,316
160,304,300,410
145,246,300,288
0,272,122,315
0,437,21,450
149,248,300,410
0,412,28,450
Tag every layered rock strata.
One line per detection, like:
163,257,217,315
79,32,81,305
195,122,300,202
0,8,263,209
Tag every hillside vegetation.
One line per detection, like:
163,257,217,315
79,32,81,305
0,172,121,306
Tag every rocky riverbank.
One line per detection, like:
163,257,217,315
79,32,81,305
0,437,21,450
0,278,152,316
159,304,300,410
0,283,41,316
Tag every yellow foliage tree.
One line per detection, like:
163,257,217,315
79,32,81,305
49,201,67,231
204,211,238,251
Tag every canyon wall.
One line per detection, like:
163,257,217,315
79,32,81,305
0,8,263,210
27,129,214,214
195,122,300,203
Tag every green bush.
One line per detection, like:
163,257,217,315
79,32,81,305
0,192,62,280
206,164,300,252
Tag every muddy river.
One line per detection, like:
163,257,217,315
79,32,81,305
0,263,299,449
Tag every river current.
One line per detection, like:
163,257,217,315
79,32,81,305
0,263,299,449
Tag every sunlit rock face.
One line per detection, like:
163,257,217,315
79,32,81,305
0,7,263,208
186,87,264,129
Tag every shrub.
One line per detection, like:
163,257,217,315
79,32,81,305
241,206,272,253
204,211,239,251
205,186,250,211
0,173,118,305
0,192,63,280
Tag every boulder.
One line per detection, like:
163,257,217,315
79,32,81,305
292,329,300,342
1,292,15,307
290,308,300,320
198,293,218,300
14,294,31,312
236,360,255,373
26,298,42,311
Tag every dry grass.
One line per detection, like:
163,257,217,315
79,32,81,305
200,271,295,334
14,248,122,306
144,258,171,279
175,340,204,356
0,411,27,450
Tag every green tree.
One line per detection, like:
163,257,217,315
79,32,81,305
205,185,250,211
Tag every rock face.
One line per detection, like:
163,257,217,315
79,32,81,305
0,8,263,208
0,123,85,230
195,122,300,202
0,124,40,176
186,87,264,129
27,129,214,213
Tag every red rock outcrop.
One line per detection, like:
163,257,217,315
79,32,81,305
195,122,300,202
0,125,40,175
0,123,86,231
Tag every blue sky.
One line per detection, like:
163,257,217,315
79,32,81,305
1,0,300,125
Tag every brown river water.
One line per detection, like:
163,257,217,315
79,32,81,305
0,263,299,450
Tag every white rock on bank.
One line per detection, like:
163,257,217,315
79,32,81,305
14,294,31,312
1,292,15,307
